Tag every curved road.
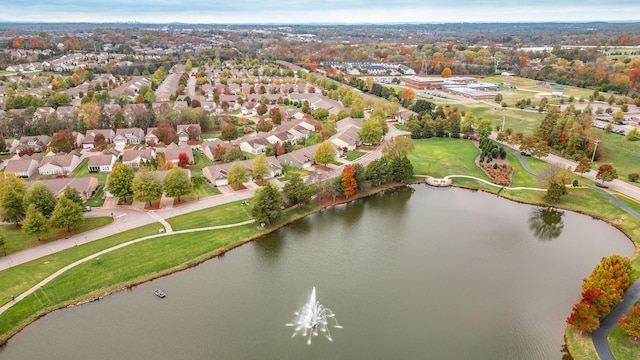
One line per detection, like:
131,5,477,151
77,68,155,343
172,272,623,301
510,149,640,360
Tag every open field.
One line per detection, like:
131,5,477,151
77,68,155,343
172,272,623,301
610,324,640,360
166,200,252,231
408,138,489,179
450,102,544,135
597,131,640,183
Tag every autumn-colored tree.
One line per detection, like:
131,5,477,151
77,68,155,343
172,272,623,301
581,288,611,318
93,133,106,149
269,107,282,125
252,154,271,185
441,67,452,78
80,101,101,129
214,144,227,161
566,301,600,335
619,304,640,341
275,143,285,156
574,157,593,178
582,254,632,306
177,152,190,168
314,141,337,166
382,136,415,159
341,165,357,199
156,123,177,145
221,123,239,141
50,129,75,153
596,164,618,185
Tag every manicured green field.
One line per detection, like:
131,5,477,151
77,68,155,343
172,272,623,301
452,102,545,135
166,200,253,231
597,131,640,184
0,217,113,255
345,150,366,161
279,165,309,182
408,138,489,180
610,325,640,360
0,223,162,308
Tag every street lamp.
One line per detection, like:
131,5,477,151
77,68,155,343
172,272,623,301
591,140,600,162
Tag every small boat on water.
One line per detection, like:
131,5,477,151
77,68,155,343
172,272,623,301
154,289,166,298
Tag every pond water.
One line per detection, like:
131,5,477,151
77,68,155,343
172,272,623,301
1,186,634,359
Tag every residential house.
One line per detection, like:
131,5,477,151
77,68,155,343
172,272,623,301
34,106,55,120
176,124,201,145
202,156,282,187
88,152,117,172
56,106,75,122
145,127,158,146
237,135,269,155
201,139,233,162
82,129,115,150
26,177,99,201
163,143,194,165
4,155,41,178
122,147,156,168
277,143,320,169
38,152,82,175
330,127,361,151
71,131,85,149
4,138,21,154
114,128,145,147
396,109,418,125
17,135,51,153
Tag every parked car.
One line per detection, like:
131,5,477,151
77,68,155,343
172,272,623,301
83,206,92,212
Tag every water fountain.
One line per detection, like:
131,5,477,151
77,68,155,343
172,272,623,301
286,287,342,344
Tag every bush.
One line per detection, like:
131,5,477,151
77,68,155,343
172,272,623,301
572,179,579,187
629,173,640,182
493,163,498,169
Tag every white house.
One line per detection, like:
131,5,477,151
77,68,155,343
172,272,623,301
38,153,82,175
88,153,117,172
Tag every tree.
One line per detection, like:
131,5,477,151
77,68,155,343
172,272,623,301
353,163,367,191
566,301,600,335
251,182,282,226
382,136,415,159
63,186,83,206
596,164,618,185
178,152,190,168
220,123,239,141
544,180,568,203
227,161,249,188
390,156,414,183
359,118,383,145
269,107,282,125
80,101,101,129
50,196,83,232
107,162,135,201
0,235,6,256
341,165,357,198
314,141,337,166
282,173,313,207
132,171,163,207
24,182,57,218
0,133,6,153
49,129,75,153
574,157,592,178
23,204,48,241
627,128,640,141
252,154,271,185
223,147,244,163
163,167,192,202
441,67,452,77
1,176,27,227
581,288,610,318
619,304,640,341
366,157,392,186
156,123,177,144
477,119,492,140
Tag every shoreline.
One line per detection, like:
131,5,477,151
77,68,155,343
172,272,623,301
0,179,638,354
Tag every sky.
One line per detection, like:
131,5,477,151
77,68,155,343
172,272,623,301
1,0,640,24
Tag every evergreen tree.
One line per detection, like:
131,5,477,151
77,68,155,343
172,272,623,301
251,182,283,226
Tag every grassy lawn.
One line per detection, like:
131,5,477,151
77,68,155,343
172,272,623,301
305,133,323,146
408,138,489,180
0,223,162,309
597,131,640,184
393,124,408,131
453,102,544,135
202,133,221,139
0,217,113,255
345,150,366,161
610,323,640,360
166,199,253,231
565,326,599,360
72,158,108,184
280,165,309,182
83,186,105,207
190,149,213,174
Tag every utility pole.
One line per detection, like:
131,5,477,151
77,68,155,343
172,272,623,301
591,140,600,162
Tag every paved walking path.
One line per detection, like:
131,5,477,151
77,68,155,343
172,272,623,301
0,219,254,317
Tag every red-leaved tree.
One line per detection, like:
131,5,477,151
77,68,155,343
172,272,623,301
178,152,189,168
567,301,600,335
342,165,357,199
